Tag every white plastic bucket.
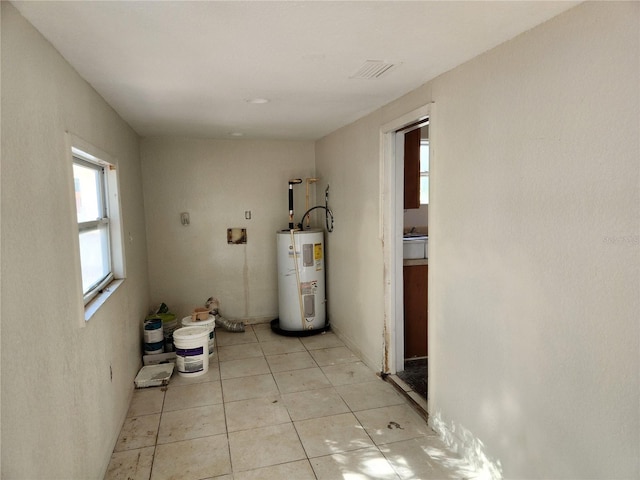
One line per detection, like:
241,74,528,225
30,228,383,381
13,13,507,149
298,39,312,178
144,318,164,354
173,326,210,377
182,315,216,356
161,316,178,352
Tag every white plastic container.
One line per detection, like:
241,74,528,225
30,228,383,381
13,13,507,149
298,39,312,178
173,326,210,377
143,318,164,354
403,237,427,259
181,315,216,356
143,352,177,366
134,363,175,388
159,314,178,352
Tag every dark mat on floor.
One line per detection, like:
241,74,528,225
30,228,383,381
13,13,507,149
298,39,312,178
397,359,427,400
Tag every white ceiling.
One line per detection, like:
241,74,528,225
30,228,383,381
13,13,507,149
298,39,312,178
12,1,580,140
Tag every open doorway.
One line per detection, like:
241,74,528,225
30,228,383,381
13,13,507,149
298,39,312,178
380,103,432,406
398,122,429,399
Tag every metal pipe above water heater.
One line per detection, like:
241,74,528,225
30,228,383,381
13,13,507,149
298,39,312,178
288,178,302,230
305,178,319,228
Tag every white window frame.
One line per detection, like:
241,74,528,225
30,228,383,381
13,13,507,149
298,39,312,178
67,134,125,322
420,139,429,205
73,154,114,304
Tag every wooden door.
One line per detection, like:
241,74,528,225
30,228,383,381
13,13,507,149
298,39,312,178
403,264,428,358
403,127,421,209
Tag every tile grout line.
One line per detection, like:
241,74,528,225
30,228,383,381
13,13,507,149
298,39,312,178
146,385,167,480
140,327,408,479
217,345,235,478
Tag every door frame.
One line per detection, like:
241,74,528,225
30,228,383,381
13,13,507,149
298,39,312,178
380,102,432,374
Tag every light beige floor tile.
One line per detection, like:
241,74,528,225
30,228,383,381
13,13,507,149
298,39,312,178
321,361,377,386
282,387,350,421
294,412,375,458
252,323,282,343
354,404,433,445
300,332,345,350
266,351,317,373
309,346,359,366
169,362,220,386
311,447,400,480
114,414,160,452
234,459,316,480
151,434,231,480
217,342,264,362
228,423,306,472
379,436,475,479
221,373,279,402
163,380,223,411
157,404,226,444
220,356,270,379
225,395,290,432
127,388,165,417
273,367,331,393
104,446,155,480
112,321,455,480
259,337,305,356
336,380,405,411
216,328,258,346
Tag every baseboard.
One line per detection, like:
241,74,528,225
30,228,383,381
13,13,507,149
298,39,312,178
232,315,275,325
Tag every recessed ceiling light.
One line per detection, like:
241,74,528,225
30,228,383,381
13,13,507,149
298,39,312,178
229,132,244,137
245,98,270,104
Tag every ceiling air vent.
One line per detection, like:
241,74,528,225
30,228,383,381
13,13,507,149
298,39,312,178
350,60,398,79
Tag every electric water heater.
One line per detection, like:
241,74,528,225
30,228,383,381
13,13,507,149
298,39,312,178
276,229,326,331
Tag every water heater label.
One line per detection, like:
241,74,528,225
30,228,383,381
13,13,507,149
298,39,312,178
314,243,323,271
300,280,318,295
303,243,314,267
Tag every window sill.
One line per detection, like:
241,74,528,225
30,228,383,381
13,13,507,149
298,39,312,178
84,279,125,321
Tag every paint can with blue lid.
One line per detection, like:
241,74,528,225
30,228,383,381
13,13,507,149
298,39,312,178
143,317,164,354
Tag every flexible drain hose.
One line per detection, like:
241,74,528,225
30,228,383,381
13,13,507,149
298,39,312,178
290,229,306,331
215,315,245,332
204,296,245,332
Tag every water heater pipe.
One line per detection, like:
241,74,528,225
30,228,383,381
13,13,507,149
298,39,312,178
298,184,334,232
289,229,307,331
288,179,303,229
305,178,319,228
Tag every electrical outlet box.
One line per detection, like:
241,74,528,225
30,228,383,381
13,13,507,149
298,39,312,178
227,228,247,244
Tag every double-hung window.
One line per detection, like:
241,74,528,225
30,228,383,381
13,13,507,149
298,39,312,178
73,153,114,304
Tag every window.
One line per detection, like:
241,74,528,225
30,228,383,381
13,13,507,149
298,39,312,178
71,143,125,309
73,156,113,301
420,140,429,204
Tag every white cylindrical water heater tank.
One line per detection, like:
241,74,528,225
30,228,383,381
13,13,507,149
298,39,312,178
277,229,326,331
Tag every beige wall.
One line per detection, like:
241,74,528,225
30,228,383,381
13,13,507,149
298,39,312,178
1,3,150,478
140,137,315,321
316,2,639,478
2,1,638,478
